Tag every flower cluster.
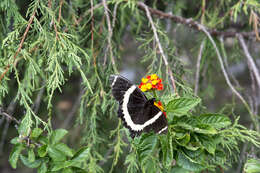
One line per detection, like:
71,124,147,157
154,101,167,118
138,74,163,92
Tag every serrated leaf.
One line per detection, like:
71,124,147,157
9,144,24,169
20,155,41,168
62,168,73,173
48,146,66,161
199,135,216,154
54,143,74,157
71,146,89,162
198,114,231,129
31,128,43,139
166,97,201,116
171,166,190,173
50,129,68,144
28,148,35,162
38,162,47,173
137,134,158,162
38,145,48,157
177,151,204,171
244,159,260,173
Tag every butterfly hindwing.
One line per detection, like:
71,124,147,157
110,75,168,138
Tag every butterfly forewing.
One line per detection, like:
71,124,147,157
110,75,168,138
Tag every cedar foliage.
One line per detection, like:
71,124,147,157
0,0,260,173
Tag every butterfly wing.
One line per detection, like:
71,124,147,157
110,75,168,138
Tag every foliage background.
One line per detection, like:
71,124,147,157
0,0,260,173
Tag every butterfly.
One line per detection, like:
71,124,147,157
110,75,168,138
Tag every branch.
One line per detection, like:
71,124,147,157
137,2,260,38
194,39,205,95
102,0,118,73
0,9,37,82
237,34,260,89
198,24,259,131
140,2,177,94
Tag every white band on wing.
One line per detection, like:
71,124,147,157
122,85,162,131
158,126,168,134
111,75,118,87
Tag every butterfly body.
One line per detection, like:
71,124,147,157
110,75,168,138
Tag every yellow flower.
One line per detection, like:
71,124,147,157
140,85,147,92
151,74,158,80
146,83,152,89
142,77,149,83
151,80,159,85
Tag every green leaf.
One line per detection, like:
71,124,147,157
48,146,66,161
18,113,33,136
177,151,204,171
137,134,158,162
9,144,25,169
71,146,89,162
198,135,216,154
37,162,47,173
50,129,68,144
10,137,20,144
38,145,48,157
38,162,47,173
198,114,231,129
54,143,74,157
170,166,190,173
244,159,260,173
31,128,43,139
20,155,41,168
28,148,35,162
166,97,201,116
62,168,73,173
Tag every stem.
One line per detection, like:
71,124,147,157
152,90,158,100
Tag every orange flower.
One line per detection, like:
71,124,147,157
138,74,163,92
154,101,167,118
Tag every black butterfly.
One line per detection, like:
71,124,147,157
110,75,168,138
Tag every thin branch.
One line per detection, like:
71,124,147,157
102,0,118,73
0,9,37,82
58,0,63,23
77,3,103,24
237,34,260,89
194,39,205,95
198,24,259,131
112,2,119,28
140,2,177,94
219,37,241,87
137,2,260,39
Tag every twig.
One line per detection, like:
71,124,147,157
219,37,241,87
198,24,259,131
140,2,177,94
136,2,260,39
0,9,37,82
48,0,60,41
237,34,260,89
112,2,119,28
102,0,118,73
194,39,205,95
58,0,63,23
77,3,103,24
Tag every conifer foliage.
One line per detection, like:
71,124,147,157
0,0,260,172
